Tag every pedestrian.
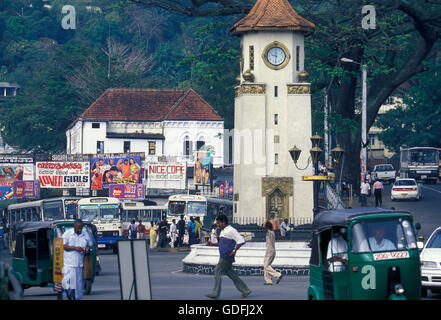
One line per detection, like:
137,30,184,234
62,219,92,300
205,214,251,299
128,219,137,240
187,216,196,247
158,217,169,248
373,179,384,207
366,172,372,196
280,218,291,240
208,224,218,245
177,215,186,247
137,220,146,239
149,221,157,248
170,219,177,248
194,217,202,244
263,220,283,285
360,179,370,207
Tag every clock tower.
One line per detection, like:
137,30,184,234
230,0,316,223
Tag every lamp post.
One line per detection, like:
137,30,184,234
331,144,345,195
340,57,367,179
289,133,324,217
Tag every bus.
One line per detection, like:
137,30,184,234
77,197,122,253
121,201,167,236
438,148,441,178
8,197,81,224
400,147,439,183
167,194,233,229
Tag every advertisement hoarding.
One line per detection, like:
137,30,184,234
90,154,143,190
36,161,90,188
146,163,186,189
13,180,40,198
109,184,145,199
0,157,34,200
194,151,212,186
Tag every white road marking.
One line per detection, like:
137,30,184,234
421,185,441,195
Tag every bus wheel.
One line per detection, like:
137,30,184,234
84,280,92,295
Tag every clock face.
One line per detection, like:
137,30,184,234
267,47,286,66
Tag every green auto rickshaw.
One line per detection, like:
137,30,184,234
10,220,97,296
308,208,421,300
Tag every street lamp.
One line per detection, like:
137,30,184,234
340,57,368,179
289,133,324,217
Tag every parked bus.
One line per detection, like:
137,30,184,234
400,147,439,183
77,197,122,253
121,201,167,236
8,197,81,224
167,194,233,229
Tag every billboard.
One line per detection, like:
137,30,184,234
36,161,90,188
90,154,143,190
0,156,34,200
217,178,233,200
146,163,186,189
194,151,212,186
13,180,40,199
109,184,145,199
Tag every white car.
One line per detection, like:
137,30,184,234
420,227,441,297
391,178,422,201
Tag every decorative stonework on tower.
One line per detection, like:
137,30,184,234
231,0,316,223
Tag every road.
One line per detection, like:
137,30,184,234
2,182,441,300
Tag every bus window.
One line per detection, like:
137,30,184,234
9,210,15,223
152,209,162,222
188,201,207,215
126,209,139,222
168,201,186,216
26,208,32,222
139,209,151,222
20,211,25,222
32,208,41,221
43,200,64,221
207,202,218,217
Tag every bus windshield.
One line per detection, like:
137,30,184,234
79,205,99,222
351,218,417,253
168,201,186,216
43,200,64,221
187,201,207,215
100,204,119,221
410,149,437,165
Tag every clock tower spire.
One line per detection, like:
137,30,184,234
231,0,316,223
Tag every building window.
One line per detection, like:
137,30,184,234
368,134,376,146
229,136,233,164
124,141,131,153
184,136,192,156
274,114,278,125
97,141,104,154
249,46,254,70
92,123,100,129
148,141,156,155
197,140,205,151
275,153,279,165
274,86,278,97
296,46,300,71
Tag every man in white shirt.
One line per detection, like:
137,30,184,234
327,229,348,272
169,219,177,248
360,179,370,207
62,219,92,300
360,225,396,252
280,219,291,239
205,214,251,299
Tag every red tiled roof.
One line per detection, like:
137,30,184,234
79,88,223,122
230,0,315,35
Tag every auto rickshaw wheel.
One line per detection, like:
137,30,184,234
421,287,427,298
84,280,92,295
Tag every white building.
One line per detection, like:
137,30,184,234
66,88,224,167
231,0,316,222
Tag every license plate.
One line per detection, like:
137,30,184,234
98,244,106,248
421,175,427,179
402,194,408,197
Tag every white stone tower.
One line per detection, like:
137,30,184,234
230,0,316,223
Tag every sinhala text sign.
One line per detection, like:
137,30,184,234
36,161,90,188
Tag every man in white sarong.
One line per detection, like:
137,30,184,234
62,219,92,300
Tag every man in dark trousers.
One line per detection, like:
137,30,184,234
177,215,186,247
373,179,384,207
205,214,251,299
158,217,169,248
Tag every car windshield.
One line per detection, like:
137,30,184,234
410,149,437,165
351,218,417,253
394,180,417,186
187,201,207,215
426,230,441,249
375,165,394,171
79,205,98,222
168,201,186,216
100,204,119,221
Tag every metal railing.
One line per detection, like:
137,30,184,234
232,216,313,227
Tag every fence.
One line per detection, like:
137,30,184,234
232,216,313,227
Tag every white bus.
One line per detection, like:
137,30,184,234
167,194,233,229
77,197,122,253
8,197,81,224
121,201,167,236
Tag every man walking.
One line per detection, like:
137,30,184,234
158,217,169,248
170,219,177,248
373,179,384,207
137,220,146,239
128,220,137,240
62,219,92,300
177,215,186,247
263,221,283,285
187,216,196,247
360,179,370,207
205,214,251,299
